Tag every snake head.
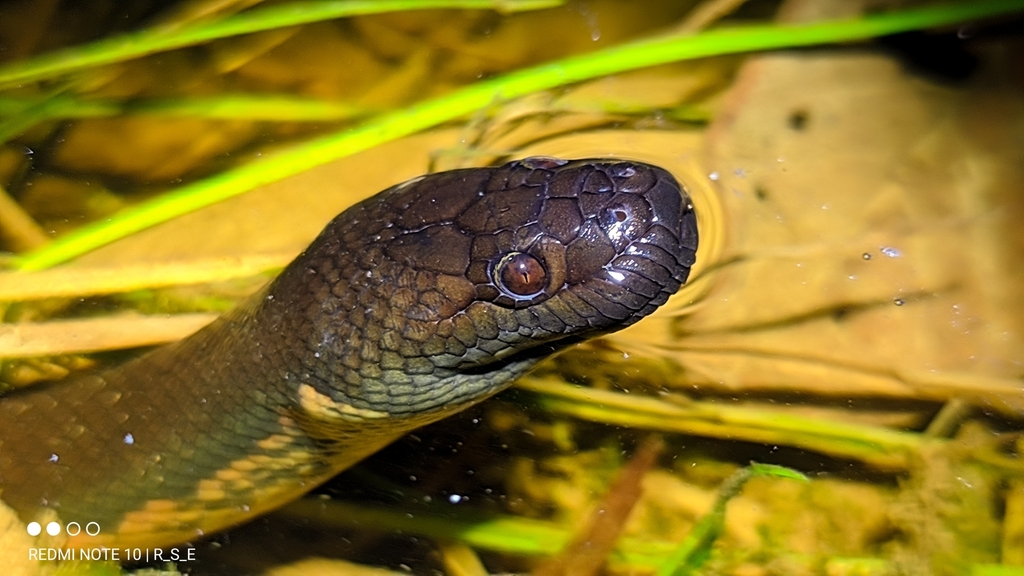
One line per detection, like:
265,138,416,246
272,157,697,415
458,157,696,319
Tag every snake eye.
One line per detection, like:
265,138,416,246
494,252,547,297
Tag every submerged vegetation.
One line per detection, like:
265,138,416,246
0,0,1023,574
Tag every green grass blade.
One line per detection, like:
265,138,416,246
0,94,374,122
656,464,805,576
521,378,929,469
280,498,679,567
13,0,1024,270
0,0,563,88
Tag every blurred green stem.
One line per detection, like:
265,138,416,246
0,94,374,123
657,464,807,576
0,0,563,88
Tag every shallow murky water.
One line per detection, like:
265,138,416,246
0,1,1022,574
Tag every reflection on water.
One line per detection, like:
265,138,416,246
0,0,1022,574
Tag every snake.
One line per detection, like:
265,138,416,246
0,157,697,550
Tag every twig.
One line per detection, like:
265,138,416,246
532,436,664,576
0,252,289,301
0,313,216,359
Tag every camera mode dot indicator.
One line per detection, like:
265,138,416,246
46,522,61,536
27,521,41,536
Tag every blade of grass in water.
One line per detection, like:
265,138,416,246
0,92,708,146
13,0,1024,271
519,377,930,470
279,497,676,567
0,94,375,123
0,0,563,88
656,465,807,576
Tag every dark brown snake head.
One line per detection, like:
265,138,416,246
263,157,698,417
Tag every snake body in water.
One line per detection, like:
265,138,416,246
0,157,697,549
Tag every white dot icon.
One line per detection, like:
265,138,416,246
26,522,41,536
46,522,61,536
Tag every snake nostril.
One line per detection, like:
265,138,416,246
601,205,631,229
494,252,547,297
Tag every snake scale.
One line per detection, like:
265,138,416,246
0,157,697,549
